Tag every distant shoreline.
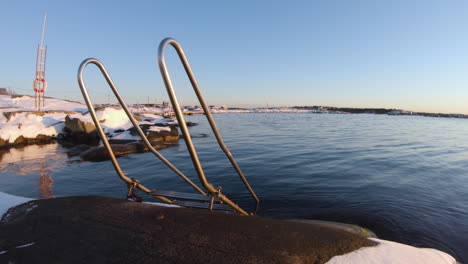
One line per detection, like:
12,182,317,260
171,105,468,119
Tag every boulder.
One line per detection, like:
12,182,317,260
0,138,7,148
0,196,378,264
64,115,99,144
35,134,52,141
65,115,96,134
13,136,26,145
128,125,179,143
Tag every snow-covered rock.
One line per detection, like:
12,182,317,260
0,111,69,145
0,95,175,148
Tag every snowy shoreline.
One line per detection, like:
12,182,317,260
0,95,176,149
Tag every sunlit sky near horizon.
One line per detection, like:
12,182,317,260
1,0,468,113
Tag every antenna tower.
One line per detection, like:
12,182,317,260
33,13,48,111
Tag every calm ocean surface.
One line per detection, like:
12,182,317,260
1,113,468,262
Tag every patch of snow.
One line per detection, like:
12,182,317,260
96,107,134,132
110,130,140,141
0,250,7,255
138,121,154,125
0,192,33,219
26,204,38,212
148,126,171,132
140,113,164,121
68,107,136,134
325,237,456,264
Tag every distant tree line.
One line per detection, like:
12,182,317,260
292,106,394,114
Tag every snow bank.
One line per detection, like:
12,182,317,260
0,95,173,144
0,192,33,219
95,107,134,132
0,95,87,112
326,237,456,264
0,111,66,143
0,95,87,143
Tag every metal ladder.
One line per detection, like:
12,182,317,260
77,38,259,215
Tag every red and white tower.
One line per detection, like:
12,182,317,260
33,13,48,111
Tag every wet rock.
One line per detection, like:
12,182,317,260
80,142,171,162
127,125,179,143
128,124,152,136
10,134,53,146
152,121,197,128
35,134,52,141
147,127,179,142
66,144,92,157
0,196,377,264
0,138,7,147
0,134,55,149
80,144,138,162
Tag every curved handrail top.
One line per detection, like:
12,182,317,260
157,38,260,211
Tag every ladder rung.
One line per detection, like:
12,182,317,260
172,200,233,211
150,189,220,202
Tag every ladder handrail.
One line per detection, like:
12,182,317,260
77,58,207,201
158,38,260,214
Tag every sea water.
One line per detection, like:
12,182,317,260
1,113,467,262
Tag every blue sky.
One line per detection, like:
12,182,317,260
1,0,468,113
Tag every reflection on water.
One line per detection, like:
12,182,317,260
0,143,68,198
1,114,468,263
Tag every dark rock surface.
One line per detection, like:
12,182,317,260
80,142,173,162
0,196,377,264
127,125,179,142
0,134,55,149
146,127,179,142
65,144,92,157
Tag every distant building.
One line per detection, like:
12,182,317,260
0,88,8,95
388,110,413,115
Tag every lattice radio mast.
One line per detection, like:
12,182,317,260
33,13,48,111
